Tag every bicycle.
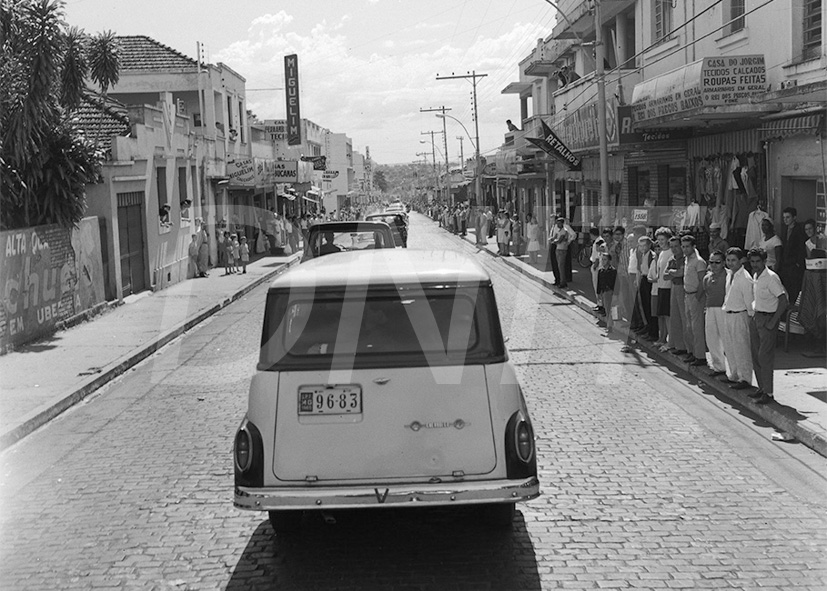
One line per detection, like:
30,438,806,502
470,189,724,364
575,234,593,268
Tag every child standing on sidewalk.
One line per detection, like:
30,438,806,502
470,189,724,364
597,253,617,333
232,234,241,274
224,233,235,275
240,236,250,274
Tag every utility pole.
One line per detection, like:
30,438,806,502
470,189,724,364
457,136,464,178
595,0,611,226
421,107,452,206
421,131,441,198
436,71,487,206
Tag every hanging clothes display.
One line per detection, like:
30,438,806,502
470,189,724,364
745,208,770,250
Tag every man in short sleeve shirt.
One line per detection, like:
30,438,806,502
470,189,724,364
681,234,708,366
721,247,754,390
747,247,788,404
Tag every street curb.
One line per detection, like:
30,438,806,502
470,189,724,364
0,254,301,451
456,230,827,458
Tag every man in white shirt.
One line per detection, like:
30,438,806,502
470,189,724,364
721,247,754,390
681,234,708,366
747,247,788,404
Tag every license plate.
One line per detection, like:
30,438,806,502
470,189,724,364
298,385,362,415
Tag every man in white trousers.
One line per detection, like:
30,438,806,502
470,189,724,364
701,249,728,376
721,247,754,390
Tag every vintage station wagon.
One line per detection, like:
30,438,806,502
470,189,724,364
234,250,540,532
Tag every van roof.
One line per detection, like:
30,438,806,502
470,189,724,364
269,250,491,290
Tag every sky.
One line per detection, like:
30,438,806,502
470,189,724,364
63,0,561,165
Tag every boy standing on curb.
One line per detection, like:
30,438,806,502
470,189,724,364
721,247,754,391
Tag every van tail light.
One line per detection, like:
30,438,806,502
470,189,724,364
505,411,537,479
235,429,252,472
234,419,264,487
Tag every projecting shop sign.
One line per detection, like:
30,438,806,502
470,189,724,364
631,55,766,124
284,54,302,146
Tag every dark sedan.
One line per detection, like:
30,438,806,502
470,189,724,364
365,213,408,247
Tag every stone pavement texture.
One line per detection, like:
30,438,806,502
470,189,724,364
0,252,300,450
456,225,827,457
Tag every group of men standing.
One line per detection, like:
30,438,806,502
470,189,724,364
586,206,820,405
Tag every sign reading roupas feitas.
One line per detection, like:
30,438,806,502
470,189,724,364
284,54,302,146
526,120,582,171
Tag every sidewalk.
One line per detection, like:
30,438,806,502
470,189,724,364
0,252,300,451
454,224,827,457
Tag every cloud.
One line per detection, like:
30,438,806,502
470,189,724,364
214,13,544,164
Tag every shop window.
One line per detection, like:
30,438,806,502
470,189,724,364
724,0,746,35
803,0,822,61
653,0,674,43
239,100,245,143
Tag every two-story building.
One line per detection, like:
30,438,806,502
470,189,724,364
498,0,825,248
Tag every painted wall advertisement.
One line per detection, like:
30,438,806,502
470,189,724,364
1,219,105,351
631,55,766,124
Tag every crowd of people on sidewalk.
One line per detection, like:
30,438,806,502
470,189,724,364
586,206,826,405
432,202,826,406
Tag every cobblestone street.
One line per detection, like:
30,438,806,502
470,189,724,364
1,214,825,590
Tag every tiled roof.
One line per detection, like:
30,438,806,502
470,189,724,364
70,91,131,151
115,35,198,72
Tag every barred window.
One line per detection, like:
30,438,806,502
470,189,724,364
803,0,822,61
654,0,674,43
727,0,746,34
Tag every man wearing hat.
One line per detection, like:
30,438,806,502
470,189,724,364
708,222,729,257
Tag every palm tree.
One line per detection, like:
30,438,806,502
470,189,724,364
87,30,120,144
0,0,118,230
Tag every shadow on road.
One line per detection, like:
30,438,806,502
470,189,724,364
227,506,541,590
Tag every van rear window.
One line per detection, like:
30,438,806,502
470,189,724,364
259,286,505,370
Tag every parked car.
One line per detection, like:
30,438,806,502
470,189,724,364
234,249,540,532
301,221,396,262
365,212,408,247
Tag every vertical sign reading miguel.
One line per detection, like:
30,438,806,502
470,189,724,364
284,54,302,146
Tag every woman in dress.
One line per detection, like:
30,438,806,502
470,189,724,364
525,214,540,265
479,208,491,246
510,213,523,257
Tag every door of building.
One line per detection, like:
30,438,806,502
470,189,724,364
117,191,147,296
784,178,817,223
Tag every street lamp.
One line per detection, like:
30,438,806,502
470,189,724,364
436,113,481,207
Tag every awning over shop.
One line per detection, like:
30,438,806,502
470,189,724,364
302,195,319,204
759,112,824,140
631,55,775,129
278,193,296,201
687,128,762,158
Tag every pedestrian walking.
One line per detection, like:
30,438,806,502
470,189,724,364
747,247,789,404
197,228,210,277
722,247,754,390
525,214,541,265
702,250,728,377
496,211,512,256
597,253,617,333
510,213,523,257
681,234,708,366
224,232,235,275
240,236,250,274
188,234,199,278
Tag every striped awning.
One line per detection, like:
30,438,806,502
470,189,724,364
687,128,762,158
759,113,823,140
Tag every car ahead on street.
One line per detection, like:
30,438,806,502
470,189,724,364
365,212,408,247
234,249,540,533
301,221,396,262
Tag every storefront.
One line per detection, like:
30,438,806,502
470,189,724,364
629,54,778,252
761,108,825,229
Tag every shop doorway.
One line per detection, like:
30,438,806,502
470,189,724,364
782,177,818,223
117,191,147,297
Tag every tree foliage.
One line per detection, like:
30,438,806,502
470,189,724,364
0,0,119,230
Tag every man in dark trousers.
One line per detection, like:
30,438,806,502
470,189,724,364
779,206,807,304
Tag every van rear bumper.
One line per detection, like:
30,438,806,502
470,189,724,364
235,476,540,511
